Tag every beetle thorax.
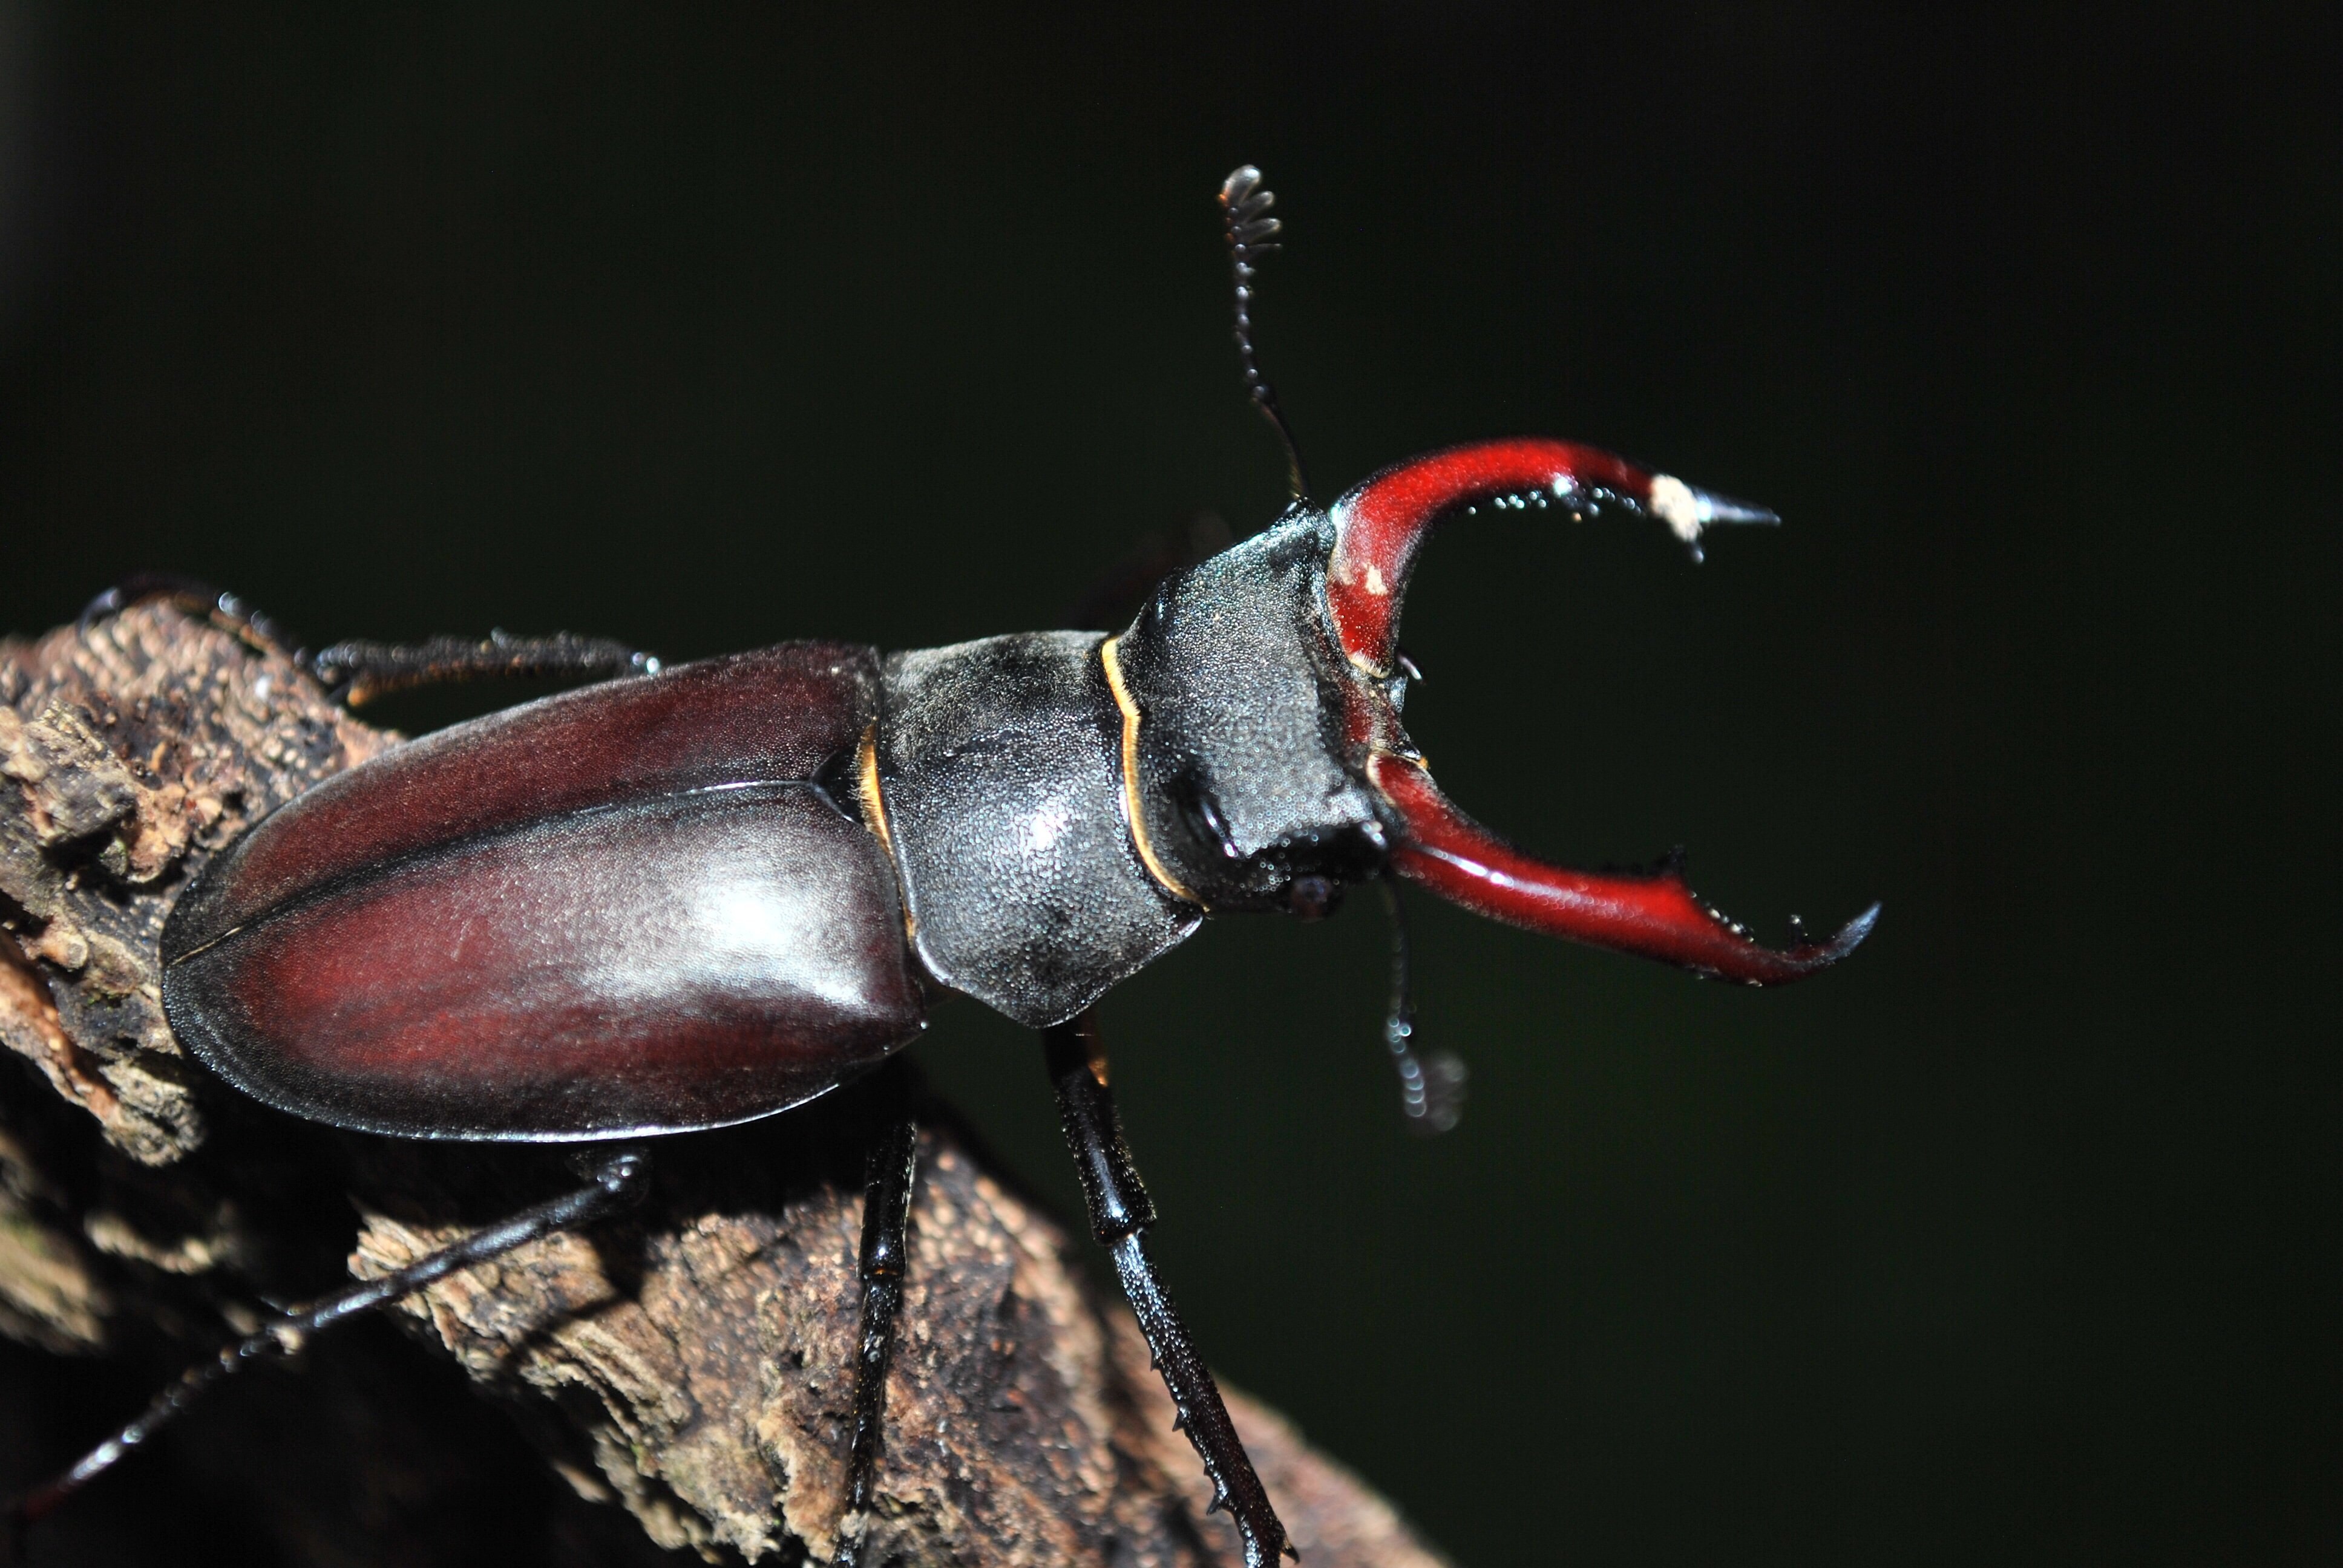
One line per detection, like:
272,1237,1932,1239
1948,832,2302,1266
1112,512,1395,916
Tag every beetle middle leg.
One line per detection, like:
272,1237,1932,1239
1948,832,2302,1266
834,1059,920,1568
1,1148,651,1551
1043,1011,1294,1567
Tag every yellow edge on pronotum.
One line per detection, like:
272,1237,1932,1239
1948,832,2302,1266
856,722,917,941
1098,636,1206,909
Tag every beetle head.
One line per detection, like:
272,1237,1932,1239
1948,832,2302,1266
1110,509,1389,916
1116,438,1877,982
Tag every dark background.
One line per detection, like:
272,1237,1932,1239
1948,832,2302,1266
1,5,2333,1564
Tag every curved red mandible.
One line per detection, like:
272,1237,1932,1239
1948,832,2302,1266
1326,437,1774,671
1369,754,1877,986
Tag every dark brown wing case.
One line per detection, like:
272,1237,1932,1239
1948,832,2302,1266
162,644,925,1141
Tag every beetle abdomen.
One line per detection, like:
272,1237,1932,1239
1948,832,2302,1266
162,645,925,1141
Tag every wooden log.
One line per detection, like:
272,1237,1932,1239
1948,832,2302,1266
0,603,1448,1567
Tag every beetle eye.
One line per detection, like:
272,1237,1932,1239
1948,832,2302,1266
1185,788,1244,861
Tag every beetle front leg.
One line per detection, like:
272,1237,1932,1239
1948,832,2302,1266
833,1062,920,1568
1043,1012,1294,1567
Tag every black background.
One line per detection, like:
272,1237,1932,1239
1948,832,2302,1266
1,5,2334,1564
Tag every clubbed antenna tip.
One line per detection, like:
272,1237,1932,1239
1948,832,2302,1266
1378,880,1466,1135
1219,165,1309,503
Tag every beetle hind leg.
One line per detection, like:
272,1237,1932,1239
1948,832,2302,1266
1,1149,652,1547
307,630,661,707
833,1062,921,1568
79,573,310,662
1043,1012,1294,1568
77,575,660,708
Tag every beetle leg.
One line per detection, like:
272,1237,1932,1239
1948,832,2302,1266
0,1149,650,1544
79,573,311,662
76,575,660,708
1043,1012,1294,1567
834,1063,920,1568
309,630,661,707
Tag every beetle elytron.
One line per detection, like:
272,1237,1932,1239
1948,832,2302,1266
7,168,1875,1567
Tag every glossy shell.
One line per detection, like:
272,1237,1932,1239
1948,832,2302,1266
876,632,1198,1028
161,644,925,1141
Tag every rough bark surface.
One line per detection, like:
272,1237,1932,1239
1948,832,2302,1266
0,605,1449,1568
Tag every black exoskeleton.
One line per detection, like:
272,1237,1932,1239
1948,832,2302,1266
9,166,1876,1568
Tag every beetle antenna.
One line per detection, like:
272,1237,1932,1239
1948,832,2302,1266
1219,166,1311,504
1378,879,1466,1135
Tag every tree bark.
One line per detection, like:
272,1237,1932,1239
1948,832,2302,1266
0,604,1449,1568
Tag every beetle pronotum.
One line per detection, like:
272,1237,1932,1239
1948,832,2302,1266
5,167,1875,1568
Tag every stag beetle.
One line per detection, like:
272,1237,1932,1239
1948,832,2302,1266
7,168,1876,1567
